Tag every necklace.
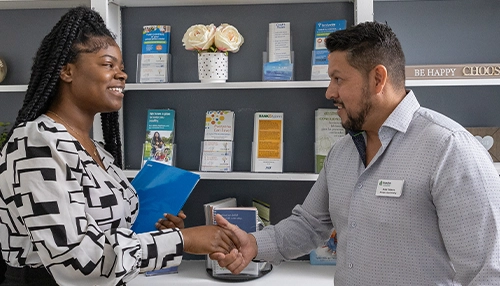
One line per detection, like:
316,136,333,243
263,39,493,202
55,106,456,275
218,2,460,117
47,110,98,157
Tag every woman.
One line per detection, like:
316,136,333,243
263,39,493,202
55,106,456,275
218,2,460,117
0,7,239,286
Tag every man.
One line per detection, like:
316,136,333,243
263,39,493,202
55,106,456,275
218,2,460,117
214,21,500,285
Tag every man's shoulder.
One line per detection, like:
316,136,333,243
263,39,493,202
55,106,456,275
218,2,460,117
415,107,465,134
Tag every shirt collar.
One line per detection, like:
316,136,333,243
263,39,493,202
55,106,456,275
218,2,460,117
381,89,420,134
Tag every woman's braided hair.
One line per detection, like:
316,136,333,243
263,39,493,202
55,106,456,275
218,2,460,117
2,6,123,168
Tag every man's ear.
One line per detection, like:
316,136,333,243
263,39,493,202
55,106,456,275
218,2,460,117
60,64,73,83
372,64,387,94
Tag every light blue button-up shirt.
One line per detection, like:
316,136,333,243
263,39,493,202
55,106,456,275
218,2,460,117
254,90,500,285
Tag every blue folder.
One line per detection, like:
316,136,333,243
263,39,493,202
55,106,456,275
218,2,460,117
131,160,200,233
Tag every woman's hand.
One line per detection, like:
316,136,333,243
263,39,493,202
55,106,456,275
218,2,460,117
156,210,186,230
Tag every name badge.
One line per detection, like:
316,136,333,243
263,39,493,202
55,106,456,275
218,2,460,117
375,179,404,197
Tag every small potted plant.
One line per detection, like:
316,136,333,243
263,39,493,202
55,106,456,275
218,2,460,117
0,122,10,147
182,23,244,83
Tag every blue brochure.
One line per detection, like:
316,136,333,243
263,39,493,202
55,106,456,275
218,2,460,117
131,160,200,233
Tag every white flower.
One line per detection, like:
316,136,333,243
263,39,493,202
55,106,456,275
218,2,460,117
214,23,244,53
182,24,216,51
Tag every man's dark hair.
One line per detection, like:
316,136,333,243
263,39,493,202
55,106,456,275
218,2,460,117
325,21,406,91
2,6,123,167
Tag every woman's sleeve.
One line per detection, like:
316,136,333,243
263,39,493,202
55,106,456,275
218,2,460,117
5,125,183,285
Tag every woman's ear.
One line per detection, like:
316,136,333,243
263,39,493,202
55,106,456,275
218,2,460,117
60,64,73,83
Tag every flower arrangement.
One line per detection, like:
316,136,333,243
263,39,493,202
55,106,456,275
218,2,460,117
182,23,244,54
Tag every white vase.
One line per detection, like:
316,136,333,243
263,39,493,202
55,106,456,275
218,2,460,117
198,53,228,83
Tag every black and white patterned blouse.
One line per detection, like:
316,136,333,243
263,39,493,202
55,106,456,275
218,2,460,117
0,115,183,285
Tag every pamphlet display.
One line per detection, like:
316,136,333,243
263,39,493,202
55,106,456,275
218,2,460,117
204,110,235,141
211,207,260,277
137,25,171,83
143,109,175,167
203,198,272,280
311,20,346,81
200,141,233,172
251,112,284,173
200,110,235,172
315,108,345,173
203,197,237,270
263,22,293,81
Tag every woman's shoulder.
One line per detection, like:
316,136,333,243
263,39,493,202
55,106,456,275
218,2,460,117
11,115,70,145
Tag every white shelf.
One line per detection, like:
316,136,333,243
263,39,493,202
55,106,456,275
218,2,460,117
124,163,500,180
112,0,347,8
2,79,500,93
123,170,319,181
121,78,500,92
1,79,499,94
0,85,26,92
0,0,89,9
125,81,329,91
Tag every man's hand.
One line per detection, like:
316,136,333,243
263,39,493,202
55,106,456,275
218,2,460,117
156,210,186,230
180,224,241,255
210,214,258,274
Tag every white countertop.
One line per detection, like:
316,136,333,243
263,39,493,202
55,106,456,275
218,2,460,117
128,260,335,285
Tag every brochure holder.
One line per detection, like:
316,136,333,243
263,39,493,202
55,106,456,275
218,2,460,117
136,53,172,83
251,141,284,173
142,143,176,168
311,50,329,81
199,141,233,172
262,30,294,81
262,51,294,81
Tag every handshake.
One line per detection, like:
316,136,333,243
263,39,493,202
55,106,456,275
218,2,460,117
157,213,258,274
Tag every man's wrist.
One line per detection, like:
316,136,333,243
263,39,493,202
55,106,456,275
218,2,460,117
249,233,260,262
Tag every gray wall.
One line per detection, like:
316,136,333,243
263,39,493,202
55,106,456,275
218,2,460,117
0,9,68,123
374,0,500,126
0,1,499,260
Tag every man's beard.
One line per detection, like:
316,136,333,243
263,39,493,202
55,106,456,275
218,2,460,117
341,87,372,131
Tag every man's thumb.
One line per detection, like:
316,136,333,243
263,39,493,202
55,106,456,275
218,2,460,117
215,214,237,230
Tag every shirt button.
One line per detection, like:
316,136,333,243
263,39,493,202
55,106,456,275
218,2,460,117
348,263,353,268
351,222,356,228
357,183,363,189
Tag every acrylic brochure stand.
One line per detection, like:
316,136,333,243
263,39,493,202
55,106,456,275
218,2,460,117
262,31,294,81
311,50,329,81
141,143,176,168
199,141,233,172
262,51,294,81
136,53,172,83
